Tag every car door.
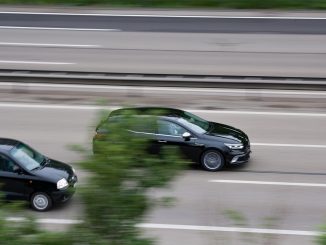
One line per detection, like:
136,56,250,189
127,116,160,154
156,119,204,162
0,154,29,200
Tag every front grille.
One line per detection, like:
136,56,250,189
238,154,250,162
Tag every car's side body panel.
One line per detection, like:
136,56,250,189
93,107,251,170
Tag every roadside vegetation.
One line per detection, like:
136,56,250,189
317,226,326,244
0,109,186,244
1,0,326,9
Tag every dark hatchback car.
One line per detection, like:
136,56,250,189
93,107,251,171
0,138,77,211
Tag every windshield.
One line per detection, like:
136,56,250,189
176,118,206,134
10,143,45,171
180,111,210,132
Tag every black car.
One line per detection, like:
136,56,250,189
0,138,77,211
93,107,251,171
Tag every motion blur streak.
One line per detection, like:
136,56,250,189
5,217,320,236
137,223,319,236
2,11,326,20
209,180,326,187
0,60,74,65
251,143,326,148
7,217,83,224
0,42,100,48
0,102,325,117
0,26,120,31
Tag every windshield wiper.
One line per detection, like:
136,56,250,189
41,157,50,166
205,122,213,132
30,166,41,171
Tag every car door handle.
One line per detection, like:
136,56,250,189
158,140,167,143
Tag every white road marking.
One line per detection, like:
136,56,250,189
0,60,74,65
137,223,320,236
189,109,326,117
0,26,120,32
209,180,326,187
5,217,320,236
1,82,326,96
0,103,100,110
0,42,100,48
1,11,326,20
0,102,325,118
252,143,326,148
6,217,83,224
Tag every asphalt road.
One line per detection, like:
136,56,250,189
1,10,326,77
0,101,325,245
1,29,326,77
0,8,325,245
1,12,326,34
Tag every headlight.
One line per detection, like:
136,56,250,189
57,178,69,190
72,167,76,174
224,143,244,150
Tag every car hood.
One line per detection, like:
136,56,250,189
205,122,248,144
32,159,73,183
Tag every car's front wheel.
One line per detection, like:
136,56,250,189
31,192,52,211
201,150,225,171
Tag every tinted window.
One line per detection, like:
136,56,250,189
180,111,210,132
0,154,18,173
129,116,156,134
103,115,156,134
176,118,206,135
158,120,187,136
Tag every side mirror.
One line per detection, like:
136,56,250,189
182,132,191,141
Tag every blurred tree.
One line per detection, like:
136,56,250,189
0,108,186,245
75,109,186,244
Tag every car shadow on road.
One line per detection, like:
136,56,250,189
187,162,249,172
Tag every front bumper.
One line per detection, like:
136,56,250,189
226,147,251,165
230,152,251,164
51,175,78,204
51,185,76,204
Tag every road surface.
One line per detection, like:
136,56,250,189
0,98,325,245
0,10,326,77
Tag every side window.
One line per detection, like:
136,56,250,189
158,120,187,136
0,155,18,173
130,117,157,134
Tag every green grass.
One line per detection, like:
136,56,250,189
2,0,326,9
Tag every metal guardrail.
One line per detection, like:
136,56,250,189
0,69,326,90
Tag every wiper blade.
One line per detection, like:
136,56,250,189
206,122,214,132
31,166,41,171
41,157,50,166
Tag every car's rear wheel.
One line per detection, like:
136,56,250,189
201,150,225,171
31,192,52,211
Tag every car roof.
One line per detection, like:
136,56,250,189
109,107,184,118
0,138,19,153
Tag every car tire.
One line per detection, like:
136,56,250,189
201,150,225,171
31,192,52,211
